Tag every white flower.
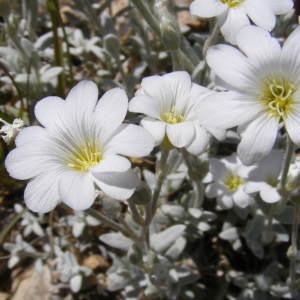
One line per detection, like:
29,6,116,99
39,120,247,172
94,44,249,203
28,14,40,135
69,29,104,59
205,153,254,209
190,0,293,44
245,149,283,203
5,81,154,213
129,71,224,155
0,118,24,144
199,25,300,165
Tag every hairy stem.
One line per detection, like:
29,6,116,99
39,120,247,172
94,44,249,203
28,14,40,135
0,209,25,244
278,136,294,195
203,20,220,57
182,150,204,208
87,208,137,240
140,149,170,250
151,148,170,215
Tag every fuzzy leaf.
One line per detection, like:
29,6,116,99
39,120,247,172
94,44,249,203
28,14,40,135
151,225,186,253
99,232,132,251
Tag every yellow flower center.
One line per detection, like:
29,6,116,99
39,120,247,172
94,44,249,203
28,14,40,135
224,173,244,191
220,0,244,7
67,142,102,172
161,106,184,124
260,78,296,120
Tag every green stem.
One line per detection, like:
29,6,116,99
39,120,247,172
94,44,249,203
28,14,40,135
182,150,204,208
47,0,66,96
278,136,294,195
151,148,170,215
128,200,145,226
202,20,220,57
87,208,127,233
0,61,22,100
140,149,170,250
116,57,130,97
171,49,183,71
130,0,160,36
0,209,26,244
87,208,139,241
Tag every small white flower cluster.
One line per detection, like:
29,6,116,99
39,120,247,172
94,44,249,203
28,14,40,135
0,118,24,144
190,0,294,44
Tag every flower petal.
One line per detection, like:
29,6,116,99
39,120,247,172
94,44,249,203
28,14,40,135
162,71,192,112
244,0,276,31
93,169,138,200
269,0,294,14
129,95,161,119
34,96,65,130
190,0,227,18
209,158,228,180
282,27,300,80
91,155,131,173
244,181,267,194
166,122,195,148
220,7,250,45
206,182,226,198
24,172,61,213
5,145,53,180
186,125,210,155
94,88,128,139
260,186,281,203
206,44,252,91
237,114,279,165
65,80,98,115
285,108,300,145
236,25,281,60
141,118,166,145
136,75,173,115
233,187,252,208
197,91,261,130
60,171,96,211
15,126,48,147
104,124,154,157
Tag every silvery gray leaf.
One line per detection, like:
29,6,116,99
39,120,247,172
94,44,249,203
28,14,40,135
165,237,186,260
70,274,82,293
161,205,185,221
107,273,129,291
99,232,133,251
151,225,186,253
219,227,239,241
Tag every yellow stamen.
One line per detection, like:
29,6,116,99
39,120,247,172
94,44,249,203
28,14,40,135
220,0,244,7
161,106,184,124
260,77,296,120
224,173,244,191
67,141,102,172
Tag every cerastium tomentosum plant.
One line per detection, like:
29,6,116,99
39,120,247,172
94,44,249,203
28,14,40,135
2,0,300,298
